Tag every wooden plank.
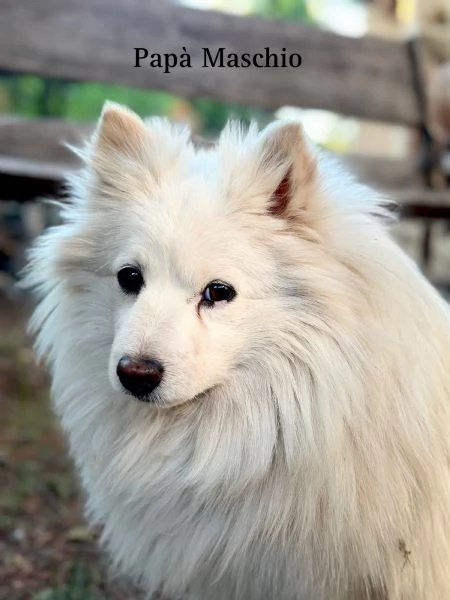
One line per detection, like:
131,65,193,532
0,116,92,165
0,116,214,164
0,158,66,202
342,154,420,189
0,0,420,125
0,119,448,215
0,156,68,181
0,117,419,190
395,189,450,208
1,156,450,221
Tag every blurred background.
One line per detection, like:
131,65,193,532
0,0,450,598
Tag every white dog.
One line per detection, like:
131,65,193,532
25,102,450,599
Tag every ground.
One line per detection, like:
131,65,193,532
0,220,449,599
0,299,143,600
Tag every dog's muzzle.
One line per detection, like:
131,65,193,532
116,356,164,402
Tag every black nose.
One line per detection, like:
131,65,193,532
116,356,164,401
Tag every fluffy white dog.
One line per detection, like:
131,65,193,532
25,102,450,599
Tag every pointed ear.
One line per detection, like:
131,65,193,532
258,121,317,218
86,101,153,193
92,101,148,158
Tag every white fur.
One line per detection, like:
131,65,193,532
24,103,450,599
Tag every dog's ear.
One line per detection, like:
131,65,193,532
92,101,148,160
85,101,153,193
223,121,317,219
258,121,317,218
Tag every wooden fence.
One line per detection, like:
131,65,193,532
0,0,449,282
0,0,421,125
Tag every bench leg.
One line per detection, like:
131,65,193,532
421,220,433,273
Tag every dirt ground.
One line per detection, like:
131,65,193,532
0,220,449,600
0,299,143,600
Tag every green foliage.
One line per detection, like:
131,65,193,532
64,82,178,121
191,97,271,134
254,0,313,21
0,76,178,121
0,76,59,116
0,73,276,134
31,562,106,600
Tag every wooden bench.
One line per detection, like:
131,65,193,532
0,0,449,278
1,115,449,216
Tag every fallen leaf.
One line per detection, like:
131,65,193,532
66,526,96,543
12,552,33,573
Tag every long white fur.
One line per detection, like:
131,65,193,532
24,102,450,599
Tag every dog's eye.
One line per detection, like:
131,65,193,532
201,281,236,306
117,266,144,295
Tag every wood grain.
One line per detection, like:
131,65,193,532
0,116,417,188
0,116,92,164
0,0,420,125
1,117,448,216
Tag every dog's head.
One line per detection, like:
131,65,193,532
27,102,385,409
